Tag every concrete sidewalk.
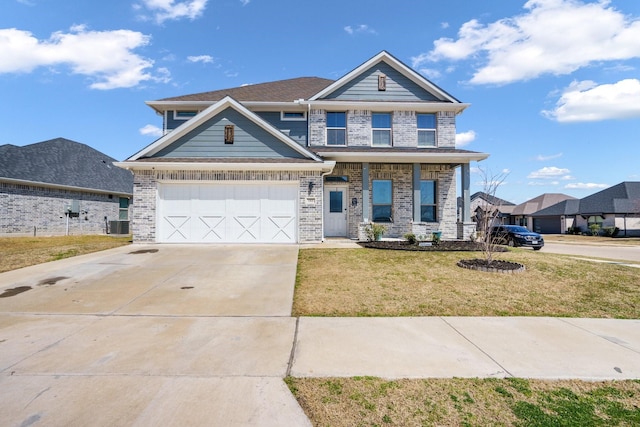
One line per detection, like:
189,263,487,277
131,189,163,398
1,244,639,426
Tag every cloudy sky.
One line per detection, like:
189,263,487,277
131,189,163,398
1,0,639,203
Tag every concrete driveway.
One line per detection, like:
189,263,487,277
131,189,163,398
0,244,310,427
542,241,640,263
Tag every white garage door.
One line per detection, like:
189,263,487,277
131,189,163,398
158,183,298,243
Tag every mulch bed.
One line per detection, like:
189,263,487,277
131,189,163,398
457,258,525,274
358,240,508,252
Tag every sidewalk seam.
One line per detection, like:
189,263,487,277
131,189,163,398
286,316,300,377
440,317,514,377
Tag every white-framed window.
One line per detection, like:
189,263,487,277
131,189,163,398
119,197,130,221
280,111,306,121
326,112,346,146
173,110,198,120
417,113,437,147
372,113,392,146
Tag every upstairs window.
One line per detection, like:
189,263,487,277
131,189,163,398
417,113,437,147
174,110,198,120
326,112,346,146
420,180,437,222
372,180,393,222
281,111,306,121
372,113,392,146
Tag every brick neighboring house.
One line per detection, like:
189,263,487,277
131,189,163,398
116,51,489,244
533,182,640,236
511,193,577,233
458,192,516,231
0,138,133,236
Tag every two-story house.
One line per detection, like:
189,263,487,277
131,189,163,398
116,51,488,244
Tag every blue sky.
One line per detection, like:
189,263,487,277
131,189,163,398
1,0,639,203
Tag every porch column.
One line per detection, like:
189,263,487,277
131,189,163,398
460,163,471,222
362,162,369,222
413,163,421,222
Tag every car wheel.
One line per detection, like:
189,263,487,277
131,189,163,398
508,238,516,247
533,247,542,251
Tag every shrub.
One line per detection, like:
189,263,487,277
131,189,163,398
602,226,619,237
403,233,417,244
365,223,387,241
588,223,601,236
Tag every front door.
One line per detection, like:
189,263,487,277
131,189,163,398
324,184,348,237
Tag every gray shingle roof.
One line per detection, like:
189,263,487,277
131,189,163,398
0,138,133,195
578,181,640,214
531,199,581,217
470,191,515,206
159,77,335,103
511,193,577,216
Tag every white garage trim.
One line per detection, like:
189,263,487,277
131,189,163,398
157,182,299,244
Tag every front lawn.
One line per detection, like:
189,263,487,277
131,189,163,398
294,248,640,318
286,377,640,427
0,235,132,273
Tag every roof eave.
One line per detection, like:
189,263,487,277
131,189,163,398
301,100,470,113
0,177,132,196
315,151,489,164
114,160,336,173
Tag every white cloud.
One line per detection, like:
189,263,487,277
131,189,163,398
0,26,163,89
239,0,250,5
137,0,208,24
187,54,213,64
527,166,570,179
565,182,609,190
535,152,563,161
344,24,377,35
542,79,640,122
139,124,163,137
440,22,450,29
16,0,35,5
455,130,476,147
418,68,442,80
415,0,640,85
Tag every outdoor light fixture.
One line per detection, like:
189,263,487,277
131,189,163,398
308,181,315,194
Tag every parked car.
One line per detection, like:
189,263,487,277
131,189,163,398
489,225,544,250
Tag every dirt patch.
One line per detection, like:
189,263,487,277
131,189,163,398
38,276,69,286
0,286,32,298
129,249,159,254
359,240,508,252
457,258,525,274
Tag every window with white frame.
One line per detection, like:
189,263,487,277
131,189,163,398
326,112,346,146
420,180,437,222
281,111,306,121
417,113,437,147
173,111,198,120
372,180,393,222
372,113,392,146
119,197,130,221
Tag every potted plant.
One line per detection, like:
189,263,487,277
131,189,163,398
365,223,387,241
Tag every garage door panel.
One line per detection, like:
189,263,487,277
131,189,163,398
158,183,297,243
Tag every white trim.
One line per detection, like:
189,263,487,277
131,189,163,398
114,160,336,172
417,113,437,148
128,96,323,162
280,111,306,121
308,51,461,104
301,100,469,114
371,112,392,147
315,151,489,164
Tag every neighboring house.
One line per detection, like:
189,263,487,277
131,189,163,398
529,199,581,234
0,138,133,236
461,192,516,230
511,193,577,233
116,51,488,244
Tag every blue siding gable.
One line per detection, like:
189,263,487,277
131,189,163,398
321,62,441,102
152,107,306,159
256,112,308,146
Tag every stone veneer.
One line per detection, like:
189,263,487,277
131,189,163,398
0,182,127,236
327,163,458,240
131,169,324,243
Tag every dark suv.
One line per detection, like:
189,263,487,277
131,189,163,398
489,225,544,250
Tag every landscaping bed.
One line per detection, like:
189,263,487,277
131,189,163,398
359,239,508,252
